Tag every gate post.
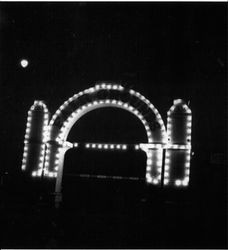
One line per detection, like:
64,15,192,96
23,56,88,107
54,146,68,208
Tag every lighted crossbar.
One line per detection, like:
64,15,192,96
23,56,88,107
65,173,144,181
68,142,191,151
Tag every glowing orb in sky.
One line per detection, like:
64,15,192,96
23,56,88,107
20,59,29,68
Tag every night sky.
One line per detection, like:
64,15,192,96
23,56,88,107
1,2,226,173
0,2,227,248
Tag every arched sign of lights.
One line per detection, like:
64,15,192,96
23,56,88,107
21,83,192,198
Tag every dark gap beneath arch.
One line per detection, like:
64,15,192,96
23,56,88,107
62,107,148,209
64,149,146,178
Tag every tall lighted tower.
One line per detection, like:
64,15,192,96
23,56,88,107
21,101,49,177
164,99,192,187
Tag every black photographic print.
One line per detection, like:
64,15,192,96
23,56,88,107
0,1,227,249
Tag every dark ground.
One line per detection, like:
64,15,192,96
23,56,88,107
1,156,227,249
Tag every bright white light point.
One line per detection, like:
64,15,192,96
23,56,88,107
20,59,29,68
164,179,169,185
153,179,159,184
175,180,182,186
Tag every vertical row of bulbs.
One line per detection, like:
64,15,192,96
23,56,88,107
145,148,163,184
164,99,192,187
21,101,49,177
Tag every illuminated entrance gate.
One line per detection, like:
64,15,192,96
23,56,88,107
21,83,192,203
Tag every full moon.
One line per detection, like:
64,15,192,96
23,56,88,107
20,59,29,68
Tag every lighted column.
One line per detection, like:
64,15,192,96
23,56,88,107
164,99,192,187
21,101,49,177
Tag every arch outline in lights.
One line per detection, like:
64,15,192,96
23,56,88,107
44,83,167,189
21,83,192,194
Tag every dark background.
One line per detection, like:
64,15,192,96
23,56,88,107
0,2,227,248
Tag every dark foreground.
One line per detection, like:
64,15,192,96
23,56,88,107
1,173,227,249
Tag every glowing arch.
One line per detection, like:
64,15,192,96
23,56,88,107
43,83,167,194
48,83,166,142
57,101,154,142
21,82,192,205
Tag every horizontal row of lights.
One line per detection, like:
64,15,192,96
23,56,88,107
45,171,58,178
64,142,191,151
139,143,191,151
85,143,127,150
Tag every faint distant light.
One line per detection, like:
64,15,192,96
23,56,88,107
20,59,29,68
